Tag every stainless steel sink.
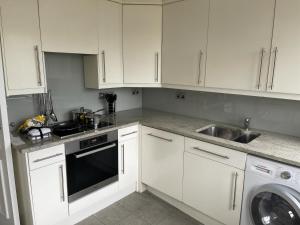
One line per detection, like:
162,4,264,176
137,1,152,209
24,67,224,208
197,125,260,144
233,131,261,144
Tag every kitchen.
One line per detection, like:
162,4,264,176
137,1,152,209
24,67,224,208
1,0,300,225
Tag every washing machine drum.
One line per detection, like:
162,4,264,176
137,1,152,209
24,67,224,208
250,184,300,225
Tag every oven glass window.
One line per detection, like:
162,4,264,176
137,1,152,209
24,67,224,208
66,141,118,200
251,192,300,225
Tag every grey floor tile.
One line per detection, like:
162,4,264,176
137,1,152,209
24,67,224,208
118,214,151,225
76,215,105,225
117,192,151,212
93,203,132,225
77,192,203,225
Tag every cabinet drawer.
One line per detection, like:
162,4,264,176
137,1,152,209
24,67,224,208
185,138,246,170
118,125,139,141
28,145,65,170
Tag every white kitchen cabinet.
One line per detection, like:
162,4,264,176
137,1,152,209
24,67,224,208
84,0,123,88
123,5,162,85
268,0,300,94
30,161,68,225
38,0,98,54
0,0,46,96
205,0,275,91
118,126,138,191
141,126,184,201
183,138,246,225
162,0,209,86
13,145,68,225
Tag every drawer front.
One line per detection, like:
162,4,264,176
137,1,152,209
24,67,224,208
118,125,139,142
185,138,247,170
28,145,65,170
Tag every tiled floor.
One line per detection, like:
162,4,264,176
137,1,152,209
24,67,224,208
76,192,203,225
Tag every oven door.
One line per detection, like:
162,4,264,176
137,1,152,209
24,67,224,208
66,141,118,202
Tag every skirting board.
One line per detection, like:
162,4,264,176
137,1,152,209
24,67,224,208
146,186,225,225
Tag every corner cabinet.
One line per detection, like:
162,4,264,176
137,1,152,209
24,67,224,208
141,126,184,201
118,125,139,191
162,0,209,87
123,5,162,85
38,0,98,54
84,0,123,89
183,138,246,225
0,0,46,96
13,145,68,225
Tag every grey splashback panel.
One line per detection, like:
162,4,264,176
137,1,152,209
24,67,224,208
7,53,142,124
142,88,300,137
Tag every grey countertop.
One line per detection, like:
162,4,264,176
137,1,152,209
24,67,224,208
11,108,300,167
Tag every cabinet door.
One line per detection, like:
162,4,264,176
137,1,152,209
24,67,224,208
205,0,274,91
39,0,98,54
119,137,138,191
98,0,123,84
268,0,300,94
141,126,184,200
183,152,244,225
0,0,46,96
123,5,162,84
30,161,68,225
162,0,209,86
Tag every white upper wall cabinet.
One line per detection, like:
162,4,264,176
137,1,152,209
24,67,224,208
98,0,123,84
205,0,275,91
162,0,209,87
123,5,162,85
268,0,300,95
0,0,46,96
38,0,98,54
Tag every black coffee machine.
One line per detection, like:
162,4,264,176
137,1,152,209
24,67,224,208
102,93,117,114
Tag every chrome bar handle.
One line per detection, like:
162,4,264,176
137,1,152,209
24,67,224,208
193,147,229,159
33,153,63,163
257,48,265,90
121,131,137,137
197,50,204,85
34,45,42,86
101,51,106,83
75,143,116,158
232,172,238,210
269,47,278,90
148,133,172,142
121,144,125,174
155,52,159,82
59,165,65,202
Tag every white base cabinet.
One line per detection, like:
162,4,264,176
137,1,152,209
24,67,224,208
118,125,139,191
13,145,68,225
141,126,184,201
183,138,246,225
30,161,68,225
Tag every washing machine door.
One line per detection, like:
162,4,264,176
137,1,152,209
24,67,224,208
250,184,300,225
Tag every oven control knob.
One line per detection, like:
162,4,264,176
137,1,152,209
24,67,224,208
280,171,292,180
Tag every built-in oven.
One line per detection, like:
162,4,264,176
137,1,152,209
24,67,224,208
65,131,118,202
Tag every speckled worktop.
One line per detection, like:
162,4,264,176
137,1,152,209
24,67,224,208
11,108,300,167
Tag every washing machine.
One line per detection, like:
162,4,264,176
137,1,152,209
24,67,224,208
240,155,300,225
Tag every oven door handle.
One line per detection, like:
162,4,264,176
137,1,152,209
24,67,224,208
75,143,117,159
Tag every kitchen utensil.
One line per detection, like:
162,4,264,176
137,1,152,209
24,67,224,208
48,90,58,122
